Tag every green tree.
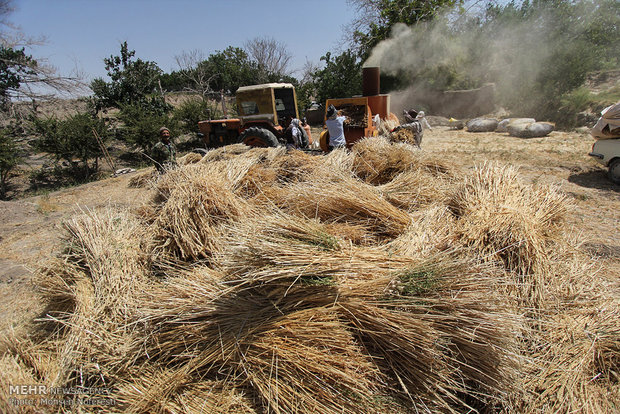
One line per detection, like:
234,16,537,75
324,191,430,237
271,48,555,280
159,70,188,92
348,0,461,60
197,46,260,93
0,128,20,198
479,0,620,121
90,41,164,111
32,113,108,178
310,51,363,106
0,46,36,109
172,98,217,134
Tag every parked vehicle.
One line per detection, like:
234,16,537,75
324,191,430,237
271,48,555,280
589,138,620,184
589,102,620,184
198,83,309,148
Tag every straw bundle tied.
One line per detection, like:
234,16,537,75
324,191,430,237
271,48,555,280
114,365,256,413
3,138,618,413
128,168,157,188
386,205,458,258
514,242,620,413
448,162,568,309
376,116,400,136
178,151,203,165
151,163,251,260
351,137,451,185
200,143,254,162
265,174,411,242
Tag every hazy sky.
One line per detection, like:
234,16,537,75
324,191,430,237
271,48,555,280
10,0,356,83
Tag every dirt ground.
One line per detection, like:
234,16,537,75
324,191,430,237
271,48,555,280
0,126,618,337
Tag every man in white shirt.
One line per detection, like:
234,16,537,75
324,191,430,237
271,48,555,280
417,111,433,131
325,104,347,150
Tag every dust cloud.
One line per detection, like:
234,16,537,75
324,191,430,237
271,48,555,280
363,7,570,118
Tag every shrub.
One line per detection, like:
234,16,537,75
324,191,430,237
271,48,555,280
0,128,21,199
32,112,108,179
117,98,175,153
172,98,214,134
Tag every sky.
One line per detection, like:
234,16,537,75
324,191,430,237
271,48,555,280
9,0,357,87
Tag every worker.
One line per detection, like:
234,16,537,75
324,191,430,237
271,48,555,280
417,110,433,131
392,109,424,147
285,116,303,148
151,127,177,172
325,104,347,150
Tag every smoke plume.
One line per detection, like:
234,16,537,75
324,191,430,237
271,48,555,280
363,2,616,119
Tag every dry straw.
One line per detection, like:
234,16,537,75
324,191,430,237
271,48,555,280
351,137,452,185
2,138,618,414
447,162,568,308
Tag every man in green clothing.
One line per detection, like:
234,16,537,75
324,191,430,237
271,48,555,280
151,127,177,172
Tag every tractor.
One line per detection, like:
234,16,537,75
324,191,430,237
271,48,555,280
198,83,309,149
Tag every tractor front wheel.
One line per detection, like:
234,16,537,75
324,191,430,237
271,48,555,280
240,127,279,147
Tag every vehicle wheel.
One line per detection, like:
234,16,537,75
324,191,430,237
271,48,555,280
240,127,279,147
608,158,620,184
298,126,309,149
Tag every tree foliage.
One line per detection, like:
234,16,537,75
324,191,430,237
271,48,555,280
172,98,217,134
0,46,36,108
195,46,260,94
309,51,363,107
348,0,461,60
478,0,620,120
0,0,84,107
90,41,165,111
0,128,20,198
117,102,176,153
32,113,108,178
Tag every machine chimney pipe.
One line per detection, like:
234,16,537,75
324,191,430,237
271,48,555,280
362,66,380,97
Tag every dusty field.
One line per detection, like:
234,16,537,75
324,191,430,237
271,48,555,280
0,125,618,338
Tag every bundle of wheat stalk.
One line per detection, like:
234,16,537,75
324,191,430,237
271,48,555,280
2,137,618,414
447,162,568,309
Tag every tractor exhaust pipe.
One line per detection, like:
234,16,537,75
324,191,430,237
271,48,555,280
362,66,380,97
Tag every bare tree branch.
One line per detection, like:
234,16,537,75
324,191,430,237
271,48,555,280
174,49,218,98
244,36,292,80
0,0,87,107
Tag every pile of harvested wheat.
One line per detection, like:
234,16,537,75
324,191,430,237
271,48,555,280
1,137,618,414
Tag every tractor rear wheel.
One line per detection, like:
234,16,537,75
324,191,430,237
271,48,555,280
319,130,330,152
240,127,279,147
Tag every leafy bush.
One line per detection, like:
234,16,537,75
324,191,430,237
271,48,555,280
0,128,21,199
172,98,215,133
117,99,176,153
32,112,108,179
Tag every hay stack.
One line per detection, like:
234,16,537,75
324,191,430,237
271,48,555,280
447,162,567,307
128,168,157,188
267,174,412,242
351,137,451,185
150,164,251,260
2,139,618,414
178,152,204,165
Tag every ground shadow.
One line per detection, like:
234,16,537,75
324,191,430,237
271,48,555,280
567,169,619,192
27,165,101,195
